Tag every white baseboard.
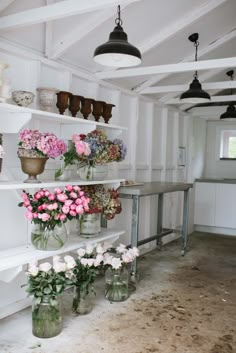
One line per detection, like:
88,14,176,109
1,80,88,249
194,225,236,236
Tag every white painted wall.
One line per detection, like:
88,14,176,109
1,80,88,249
204,120,236,178
0,47,193,318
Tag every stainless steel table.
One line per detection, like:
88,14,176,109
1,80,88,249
119,182,193,275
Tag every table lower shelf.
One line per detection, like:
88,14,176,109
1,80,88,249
0,229,124,273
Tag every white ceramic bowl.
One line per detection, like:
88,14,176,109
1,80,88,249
12,90,35,107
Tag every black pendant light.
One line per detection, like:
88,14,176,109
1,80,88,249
180,33,211,103
220,70,236,120
93,5,141,67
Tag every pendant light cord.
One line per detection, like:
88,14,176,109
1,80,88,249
193,40,199,79
115,5,123,26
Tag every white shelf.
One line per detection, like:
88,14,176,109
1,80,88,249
0,178,124,190
0,102,128,133
0,229,124,272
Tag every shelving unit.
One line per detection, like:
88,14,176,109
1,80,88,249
0,229,123,272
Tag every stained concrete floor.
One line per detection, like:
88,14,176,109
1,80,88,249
0,232,235,353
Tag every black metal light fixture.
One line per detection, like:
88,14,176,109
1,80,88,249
220,70,236,120
180,33,211,103
93,5,142,67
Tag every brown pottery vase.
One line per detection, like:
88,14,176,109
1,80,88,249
19,156,48,183
69,94,84,117
102,103,115,124
92,100,105,122
56,91,72,115
81,98,94,119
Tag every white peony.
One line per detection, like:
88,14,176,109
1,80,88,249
28,265,39,276
64,255,76,269
81,258,88,266
96,244,105,254
39,262,52,272
116,243,127,254
103,253,113,265
111,257,122,269
87,258,95,267
85,244,94,255
53,261,66,273
77,248,86,258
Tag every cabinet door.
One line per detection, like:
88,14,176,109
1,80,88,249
194,183,215,226
215,184,236,228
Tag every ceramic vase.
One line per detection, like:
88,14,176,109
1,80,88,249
32,295,62,338
0,62,9,86
56,91,72,114
12,90,35,107
18,153,48,183
102,103,115,124
31,222,67,250
92,100,105,122
37,87,58,112
81,98,94,119
69,94,84,117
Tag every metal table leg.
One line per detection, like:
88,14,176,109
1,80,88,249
181,189,189,256
130,195,140,278
156,193,164,249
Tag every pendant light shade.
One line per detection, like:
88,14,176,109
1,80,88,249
93,5,142,67
220,70,236,120
180,33,211,103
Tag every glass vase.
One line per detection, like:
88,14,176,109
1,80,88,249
31,222,67,250
72,285,93,315
32,296,62,338
55,160,71,181
77,163,108,181
105,266,129,302
79,213,101,237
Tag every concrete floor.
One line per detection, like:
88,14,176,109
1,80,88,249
0,232,235,353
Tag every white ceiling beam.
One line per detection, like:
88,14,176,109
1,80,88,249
0,0,15,13
189,106,227,116
45,0,54,58
138,0,227,54
96,57,236,80
167,95,236,105
136,27,236,93
0,0,140,31
141,81,236,95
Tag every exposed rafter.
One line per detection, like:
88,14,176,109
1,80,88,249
167,95,236,105
138,0,227,55
96,57,236,79
141,81,236,95
45,0,54,58
189,106,227,116
0,0,15,13
0,0,140,31
136,27,236,94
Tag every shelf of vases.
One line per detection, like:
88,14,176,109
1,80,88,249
0,229,124,273
0,103,127,138
0,178,124,190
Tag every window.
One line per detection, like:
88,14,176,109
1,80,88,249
220,130,236,159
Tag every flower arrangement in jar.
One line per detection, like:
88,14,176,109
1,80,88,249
26,255,76,338
18,185,90,250
103,244,139,302
55,129,127,180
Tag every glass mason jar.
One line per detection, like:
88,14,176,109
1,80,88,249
32,295,62,338
77,163,108,181
79,213,101,237
31,222,67,250
72,285,93,315
105,266,129,302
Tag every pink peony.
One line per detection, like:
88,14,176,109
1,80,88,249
25,211,33,220
57,193,68,202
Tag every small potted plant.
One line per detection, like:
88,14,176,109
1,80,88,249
18,128,67,183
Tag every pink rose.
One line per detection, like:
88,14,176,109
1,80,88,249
21,192,28,201
69,192,77,199
57,193,68,202
69,210,76,217
33,213,38,218
25,211,33,220
38,205,43,211
52,202,58,210
59,214,66,221
65,185,73,192
75,141,85,155
76,205,84,214
72,186,80,191
54,187,62,194
23,200,30,207
62,205,70,214
34,192,41,200
41,213,50,222
70,204,76,210
44,190,50,196
65,200,73,207
75,198,82,205
48,194,55,201
27,206,33,211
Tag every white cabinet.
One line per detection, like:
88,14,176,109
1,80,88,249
215,184,236,228
194,182,215,226
0,103,127,273
194,182,236,229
